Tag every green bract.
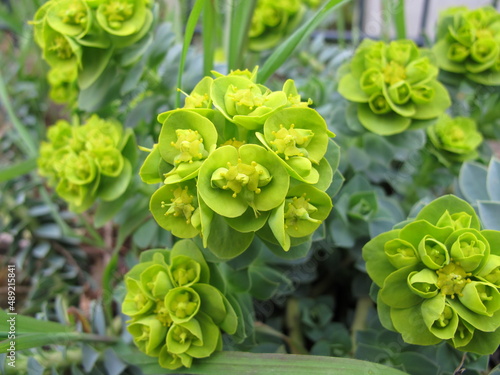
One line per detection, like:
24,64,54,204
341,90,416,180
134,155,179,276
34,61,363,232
31,0,154,98
338,39,451,135
434,6,500,85
427,114,483,165
140,67,339,257
248,0,305,51
37,115,136,213
363,195,500,354
122,240,238,370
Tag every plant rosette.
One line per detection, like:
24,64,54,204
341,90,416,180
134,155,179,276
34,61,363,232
31,0,154,95
363,195,500,355
38,115,136,213
338,39,451,135
433,6,500,86
427,114,483,166
139,67,339,257
122,240,238,370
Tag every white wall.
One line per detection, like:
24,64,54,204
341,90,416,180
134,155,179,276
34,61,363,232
362,0,500,41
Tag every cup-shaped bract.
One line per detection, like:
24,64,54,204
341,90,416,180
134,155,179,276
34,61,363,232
262,107,332,184
362,195,500,354
37,115,135,213
433,6,500,85
338,39,450,135
150,180,200,239
46,0,92,38
427,114,483,164
157,110,218,184
211,75,288,130
122,241,239,370
198,144,289,218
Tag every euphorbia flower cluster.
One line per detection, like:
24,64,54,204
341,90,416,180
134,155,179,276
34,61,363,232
363,195,500,354
31,0,154,101
140,67,337,254
122,240,238,369
427,114,483,165
249,0,306,51
338,39,451,135
38,115,136,212
434,6,500,85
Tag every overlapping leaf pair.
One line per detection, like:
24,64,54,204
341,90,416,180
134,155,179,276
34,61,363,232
363,195,500,355
338,39,451,135
140,67,338,257
31,0,154,101
122,240,238,370
38,115,136,212
434,6,500,85
427,114,483,166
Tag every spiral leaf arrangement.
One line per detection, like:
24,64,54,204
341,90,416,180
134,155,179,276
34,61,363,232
363,195,500,355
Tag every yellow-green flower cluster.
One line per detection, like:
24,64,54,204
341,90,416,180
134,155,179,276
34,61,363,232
427,114,483,165
249,0,310,51
338,39,451,135
363,195,500,355
38,115,135,212
31,0,154,98
434,6,500,85
140,67,337,256
122,240,238,370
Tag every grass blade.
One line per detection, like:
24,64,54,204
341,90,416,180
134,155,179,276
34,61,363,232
202,0,218,76
226,0,256,70
258,0,352,83
0,69,38,157
125,350,410,375
0,158,37,183
175,0,206,108
393,0,406,39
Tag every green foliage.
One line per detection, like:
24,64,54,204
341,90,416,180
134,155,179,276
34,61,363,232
458,157,500,231
248,0,307,52
31,0,155,98
122,240,239,370
37,115,136,212
363,195,500,355
434,6,500,85
427,114,483,166
338,39,451,135
141,68,339,256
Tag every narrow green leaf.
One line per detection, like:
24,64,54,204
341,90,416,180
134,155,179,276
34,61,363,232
130,350,409,374
0,70,38,157
226,0,256,70
0,310,71,334
0,158,37,183
176,0,206,108
202,0,217,76
258,0,352,83
392,0,406,39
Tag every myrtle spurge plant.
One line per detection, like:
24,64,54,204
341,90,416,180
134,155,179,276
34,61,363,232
338,39,451,135
140,67,338,257
122,240,238,370
434,6,500,86
363,195,500,355
38,115,136,212
427,114,483,166
31,0,154,99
